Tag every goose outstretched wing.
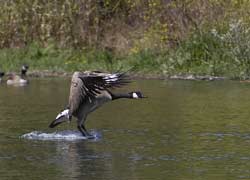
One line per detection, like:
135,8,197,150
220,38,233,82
69,71,130,114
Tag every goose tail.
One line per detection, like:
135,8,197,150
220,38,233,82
49,109,70,128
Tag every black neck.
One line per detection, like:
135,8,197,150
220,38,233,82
21,70,26,77
0,72,4,77
111,92,132,100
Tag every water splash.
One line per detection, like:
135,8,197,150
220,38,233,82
20,130,101,141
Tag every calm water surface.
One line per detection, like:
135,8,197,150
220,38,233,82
1,78,250,179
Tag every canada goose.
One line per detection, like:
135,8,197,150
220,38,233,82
7,65,29,85
0,71,4,83
49,71,145,138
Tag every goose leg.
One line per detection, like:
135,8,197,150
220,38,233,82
77,119,94,138
77,124,87,137
76,117,86,136
81,124,95,139
81,124,90,136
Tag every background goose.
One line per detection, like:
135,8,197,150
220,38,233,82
0,71,4,83
49,71,145,138
7,65,29,85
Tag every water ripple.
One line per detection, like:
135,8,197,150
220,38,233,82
195,132,250,140
20,130,101,141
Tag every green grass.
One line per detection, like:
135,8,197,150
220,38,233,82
0,42,162,75
0,43,119,73
1,23,250,80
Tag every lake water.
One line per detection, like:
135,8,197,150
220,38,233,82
1,78,250,179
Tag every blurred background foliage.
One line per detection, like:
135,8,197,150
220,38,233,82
1,0,250,78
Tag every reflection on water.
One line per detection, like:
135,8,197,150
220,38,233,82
1,78,250,179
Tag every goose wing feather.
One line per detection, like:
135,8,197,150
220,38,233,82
78,71,130,97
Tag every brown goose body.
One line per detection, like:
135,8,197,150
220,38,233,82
49,71,145,137
7,65,29,85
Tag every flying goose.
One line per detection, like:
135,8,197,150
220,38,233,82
49,71,145,138
7,65,29,85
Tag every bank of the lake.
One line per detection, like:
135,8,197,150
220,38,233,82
0,44,249,81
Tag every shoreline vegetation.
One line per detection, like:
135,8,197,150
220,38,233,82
1,1,250,80
4,69,228,81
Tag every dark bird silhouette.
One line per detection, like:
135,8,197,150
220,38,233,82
0,71,5,83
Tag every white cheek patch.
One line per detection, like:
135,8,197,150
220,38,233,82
56,109,69,119
132,92,139,99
